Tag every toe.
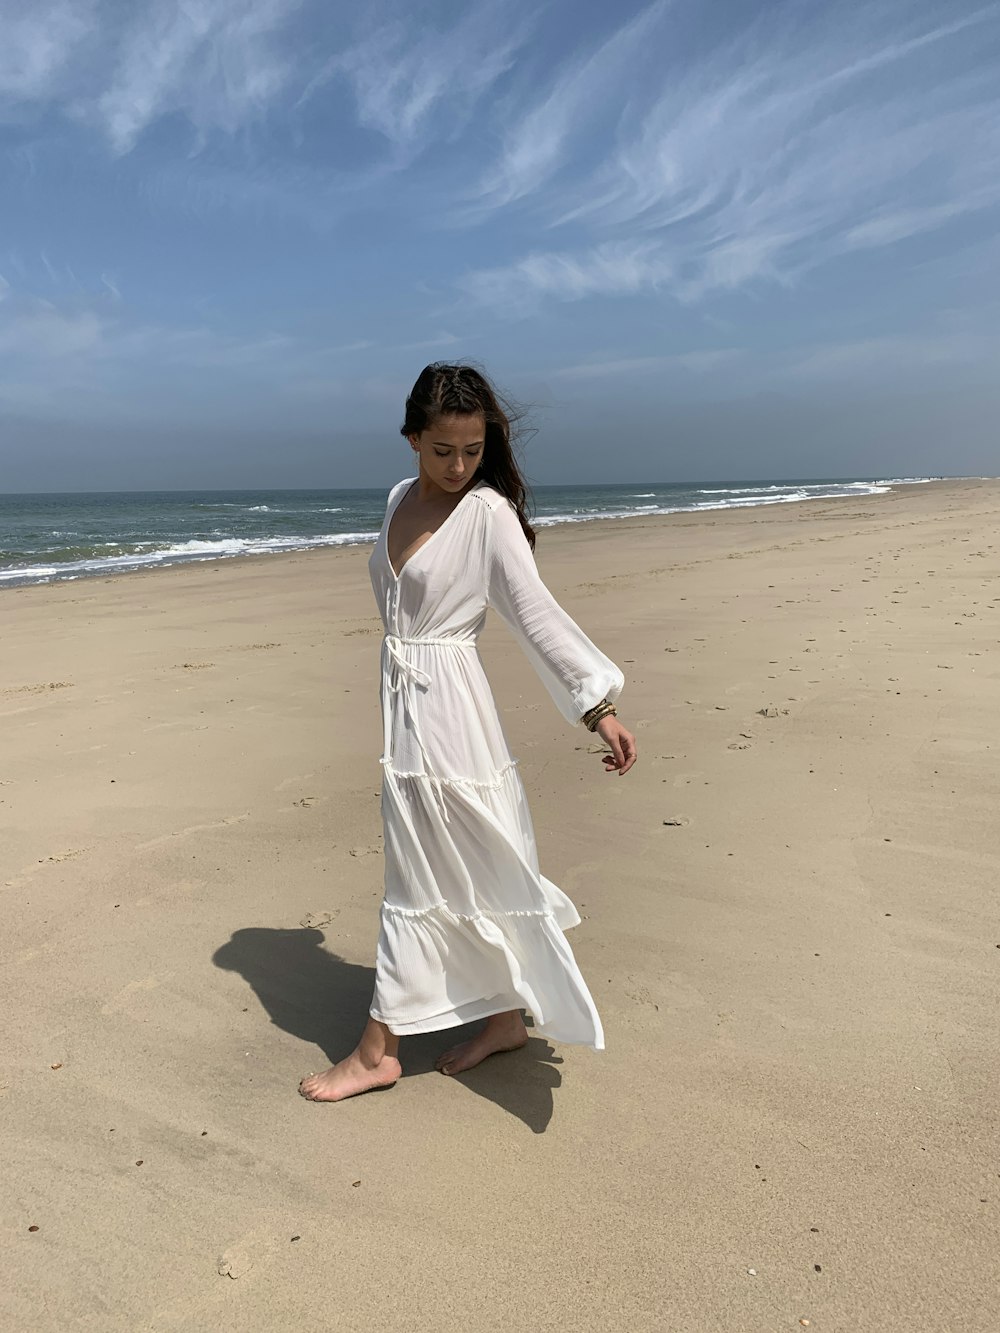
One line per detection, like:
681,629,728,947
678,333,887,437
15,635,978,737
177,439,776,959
441,1052,471,1075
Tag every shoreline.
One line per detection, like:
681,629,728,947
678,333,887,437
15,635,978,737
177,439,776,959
3,475,985,600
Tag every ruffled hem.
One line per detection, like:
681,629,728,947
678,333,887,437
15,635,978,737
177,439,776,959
372,899,604,1050
382,901,552,920
380,757,519,790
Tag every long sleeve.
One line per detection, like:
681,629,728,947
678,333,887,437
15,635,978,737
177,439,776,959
486,497,625,726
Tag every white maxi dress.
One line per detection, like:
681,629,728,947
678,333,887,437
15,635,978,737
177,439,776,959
366,477,624,1050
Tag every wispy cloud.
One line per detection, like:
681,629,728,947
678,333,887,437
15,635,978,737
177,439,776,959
4,0,999,435
460,241,676,311
470,2,668,213
0,272,461,418
547,348,743,381
0,0,304,152
461,1,1000,308
1,0,531,175
783,328,999,379
304,2,531,155
92,0,300,153
0,295,293,370
0,280,303,415
390,332,460,353
0,2,96,105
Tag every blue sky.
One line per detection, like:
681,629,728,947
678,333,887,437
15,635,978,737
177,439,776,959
2,0,999,490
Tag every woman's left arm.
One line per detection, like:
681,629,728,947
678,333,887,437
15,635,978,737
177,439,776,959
486,500,638,775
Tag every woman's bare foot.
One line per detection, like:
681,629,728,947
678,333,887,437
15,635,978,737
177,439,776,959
298,1049,401,1102
435,1010,528,1076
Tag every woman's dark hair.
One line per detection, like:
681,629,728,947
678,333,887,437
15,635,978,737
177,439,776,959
401,362,536,549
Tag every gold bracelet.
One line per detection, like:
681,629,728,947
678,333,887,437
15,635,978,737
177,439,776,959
584,698,616,719
581,698,609,726
584,702,617,732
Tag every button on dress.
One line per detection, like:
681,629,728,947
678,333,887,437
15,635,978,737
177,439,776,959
366,477,625,1049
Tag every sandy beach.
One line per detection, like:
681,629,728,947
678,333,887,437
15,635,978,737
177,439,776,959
3,477,998,1332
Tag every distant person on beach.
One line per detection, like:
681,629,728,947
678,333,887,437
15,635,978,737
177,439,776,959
299,363,637,1101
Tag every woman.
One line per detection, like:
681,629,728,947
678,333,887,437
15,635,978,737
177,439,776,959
299,364,637,1102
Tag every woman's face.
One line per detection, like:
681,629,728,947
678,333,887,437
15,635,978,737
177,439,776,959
409,414,485,494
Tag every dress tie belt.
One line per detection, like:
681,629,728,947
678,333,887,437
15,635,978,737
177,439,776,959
381,634,478,824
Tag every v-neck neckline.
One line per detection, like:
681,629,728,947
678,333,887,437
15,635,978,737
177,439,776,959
386,477,485,582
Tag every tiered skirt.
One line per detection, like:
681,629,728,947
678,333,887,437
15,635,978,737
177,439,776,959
370,757,605,1049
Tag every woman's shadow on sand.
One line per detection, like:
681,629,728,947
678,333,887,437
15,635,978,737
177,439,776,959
212,927,562,1134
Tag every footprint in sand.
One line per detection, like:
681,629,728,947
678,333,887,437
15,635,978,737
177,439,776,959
135,813,249,852
300,910,339,929
218,1248,254,1279
101,974,173,1016
660,972,709,1011
274,773,317,792
622,978,661,1011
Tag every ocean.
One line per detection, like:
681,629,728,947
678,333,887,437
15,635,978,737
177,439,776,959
0,476,939,589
